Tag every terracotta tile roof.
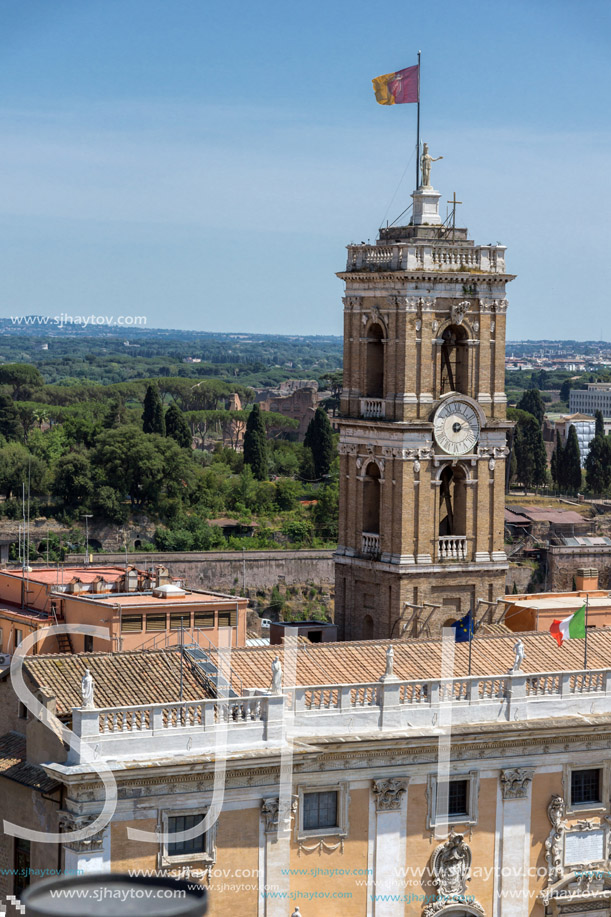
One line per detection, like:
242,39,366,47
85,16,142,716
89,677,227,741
0,732,59,793
17,649,213,717
1,566,129,585
10,629,611,714
216,629,611,690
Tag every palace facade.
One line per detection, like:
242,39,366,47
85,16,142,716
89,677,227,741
2,632,611,916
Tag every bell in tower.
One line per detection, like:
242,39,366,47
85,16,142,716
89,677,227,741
334,150,513,641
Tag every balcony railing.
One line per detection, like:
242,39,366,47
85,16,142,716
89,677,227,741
361,532,380,557
360,398,385,419
67,666,611,764
345,242,506,274
438,535,468,562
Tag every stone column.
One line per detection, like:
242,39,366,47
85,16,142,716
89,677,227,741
475,457,491,562
418,306,436,420
59,812,111,875
371,778,408,916
397,458,416,564
498,768,534,917
260,797,297,917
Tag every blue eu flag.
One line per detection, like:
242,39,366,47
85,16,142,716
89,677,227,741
454,609,474,643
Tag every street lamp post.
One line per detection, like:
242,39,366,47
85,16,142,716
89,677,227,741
82,515,93,566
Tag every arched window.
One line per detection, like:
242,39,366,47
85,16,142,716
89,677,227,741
362,614,374,640
363,463,381,534
439,324,469,396
365,323,384,398
438,465,467,537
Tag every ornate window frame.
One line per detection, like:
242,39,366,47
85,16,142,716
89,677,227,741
159,808,217,868
563,762,610,816
295,782,349,841
427,771,480,829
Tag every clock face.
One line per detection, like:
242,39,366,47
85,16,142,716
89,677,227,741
433,399,480,456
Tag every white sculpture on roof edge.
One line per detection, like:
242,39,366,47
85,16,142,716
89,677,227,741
81,668,95,709
271,656,282,694
508,639,525,674
380,644,397,682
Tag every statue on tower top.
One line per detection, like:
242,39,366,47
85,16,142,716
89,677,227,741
420,142,443,188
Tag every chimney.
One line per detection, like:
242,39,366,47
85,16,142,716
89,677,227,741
155,565,172,588
66,577,83,594
125,567,139,593
575,567,599,592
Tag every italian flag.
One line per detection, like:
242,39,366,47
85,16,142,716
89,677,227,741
550,605,586,646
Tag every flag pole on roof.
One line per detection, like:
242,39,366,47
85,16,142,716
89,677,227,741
585,593,589,669
372,54,421,188
416,50,421,190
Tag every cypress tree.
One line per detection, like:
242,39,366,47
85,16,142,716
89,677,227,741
517,389,545,426
0,395,21,441
595,409,605,439
514,423,535,490
243,404,268,481
165,403,192,449
564,425,582,493
514,415,548,490
304,407,334,479
142,384,165,435
551,430,564,490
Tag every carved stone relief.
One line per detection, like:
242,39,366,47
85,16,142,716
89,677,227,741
58,812,106,853
372,778,407,811
342,296,362,310
545,795,567,884
424,833,484,917
450,300,470,325
500,768,535,799
261,796,298,834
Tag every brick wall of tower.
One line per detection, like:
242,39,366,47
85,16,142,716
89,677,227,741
335,561,508,640
335,221,513,641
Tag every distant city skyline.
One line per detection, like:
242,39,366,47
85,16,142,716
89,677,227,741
0,0,609,339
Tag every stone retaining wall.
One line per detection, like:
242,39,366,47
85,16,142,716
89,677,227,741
64,549,335,594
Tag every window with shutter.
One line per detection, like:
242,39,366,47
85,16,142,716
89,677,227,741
194,612,215,629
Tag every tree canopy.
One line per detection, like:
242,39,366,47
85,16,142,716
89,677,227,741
243,404,268,481
304,408,334,479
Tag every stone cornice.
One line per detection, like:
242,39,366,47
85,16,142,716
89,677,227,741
59,722,611,797
337,271,516,284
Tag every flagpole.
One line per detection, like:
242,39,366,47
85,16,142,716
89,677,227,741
416,50,421,189
584,593,589,669
468,603,473,676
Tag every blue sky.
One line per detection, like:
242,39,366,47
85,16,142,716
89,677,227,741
0,0,609,338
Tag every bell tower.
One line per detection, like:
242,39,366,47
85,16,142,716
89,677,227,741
334,164,514,640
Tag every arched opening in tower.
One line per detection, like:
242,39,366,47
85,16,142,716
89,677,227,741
362,614,374,640
365,323,384,398
363,462,381,534
440,324,469,396
438,465,467,537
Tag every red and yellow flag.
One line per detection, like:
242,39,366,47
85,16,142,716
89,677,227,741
372,65,419,105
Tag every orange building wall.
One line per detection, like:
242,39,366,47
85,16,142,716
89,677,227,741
213,807,260,917
111,819,158,874
287,787,370,916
